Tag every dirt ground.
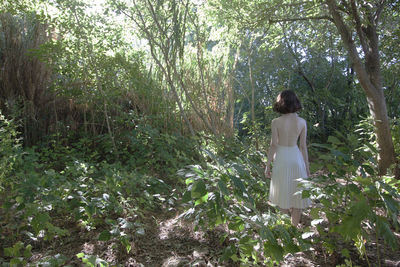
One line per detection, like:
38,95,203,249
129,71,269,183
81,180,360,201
29,205,400,267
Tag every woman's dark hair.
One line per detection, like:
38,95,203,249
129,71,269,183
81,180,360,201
273,90,302,114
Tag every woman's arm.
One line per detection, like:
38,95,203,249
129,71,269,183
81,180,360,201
299,120,310,176
265,119,278,178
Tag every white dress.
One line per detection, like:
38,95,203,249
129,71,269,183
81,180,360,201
269,145,311,209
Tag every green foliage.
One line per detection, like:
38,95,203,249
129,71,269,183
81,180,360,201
3,241,32,266
119,121,198,175
391,118,400,163
0,111,22,191
303,130,399,262
180,140,310,264
0,127,187,265
77,252,109,267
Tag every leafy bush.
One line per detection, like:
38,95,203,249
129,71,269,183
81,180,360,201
303,131,399,265
118,121,199,176
0,110,23,191
0,131,174,265
180,143,310,265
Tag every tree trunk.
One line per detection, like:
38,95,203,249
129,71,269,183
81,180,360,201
365,89,396,174
248,47,259,149
326,0,396,175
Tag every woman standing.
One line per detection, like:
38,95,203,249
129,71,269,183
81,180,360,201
265,90,311,226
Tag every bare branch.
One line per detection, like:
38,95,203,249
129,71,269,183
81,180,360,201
280,24,316,92
374,0,385,25
268,15,333,24
326,0,375,96
350,0,368,55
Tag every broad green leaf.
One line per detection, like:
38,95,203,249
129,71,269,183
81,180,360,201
310,208,320,220
376,216,399,250
264,242,283,261
23,244,32,258
341,248,350,259
328,136,342,145
98,231,112,241
260,226,275,243
191,180,207,198
217,180,230,196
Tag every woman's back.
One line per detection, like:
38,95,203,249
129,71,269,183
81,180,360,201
274,113,305,147
265,90,311,226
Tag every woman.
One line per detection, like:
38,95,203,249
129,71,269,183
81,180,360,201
265,90,311,226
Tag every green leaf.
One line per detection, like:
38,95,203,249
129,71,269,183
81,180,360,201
120,236,132,253
328,136,342,145
230,175,246,196
217,180,230,196
31,212,50,235
4,247,17,257
354,233,366,256
302,190,310,198
23,244,32,258
341,248,350,259
191,180,207,198
182,190,192,203
4,241,24,257
260,226,275,243
10,258,24,265
15,196,24,203
194,192,209,206
264,242,283,261
347,183,361,195
376,216,399,250
350,198,370,220
98,231,112,241
221,245,236,261
310,208,320,220
381,194,399,216
76,252,85,259
334,215,361,240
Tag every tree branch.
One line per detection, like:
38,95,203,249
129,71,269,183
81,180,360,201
280,24,316,92
350,0,368,55
374,0,385,25
269,15,333,24
326,0,376,97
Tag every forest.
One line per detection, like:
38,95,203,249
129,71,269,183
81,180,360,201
0,0,399,266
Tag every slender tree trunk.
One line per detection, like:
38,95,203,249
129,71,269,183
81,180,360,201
225,46,240,137
248,47,259,149
226,80,235,137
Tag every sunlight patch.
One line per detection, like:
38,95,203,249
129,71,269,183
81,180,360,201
158,215,180,240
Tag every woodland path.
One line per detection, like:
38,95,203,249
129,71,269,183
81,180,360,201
31,197,400,266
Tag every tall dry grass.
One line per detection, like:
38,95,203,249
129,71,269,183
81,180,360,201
0,13,54,144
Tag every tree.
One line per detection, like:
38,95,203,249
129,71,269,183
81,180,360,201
110,0,239,137
210,0,398,175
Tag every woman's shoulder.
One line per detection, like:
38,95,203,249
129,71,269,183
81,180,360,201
272,117,281,123
297,116,307,125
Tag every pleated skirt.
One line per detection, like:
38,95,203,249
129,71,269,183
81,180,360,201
269,145,311,209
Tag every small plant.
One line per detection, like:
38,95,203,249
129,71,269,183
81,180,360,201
77,252,109,267
3,241,32,266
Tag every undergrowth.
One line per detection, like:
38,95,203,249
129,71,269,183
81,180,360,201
1,112,399,266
